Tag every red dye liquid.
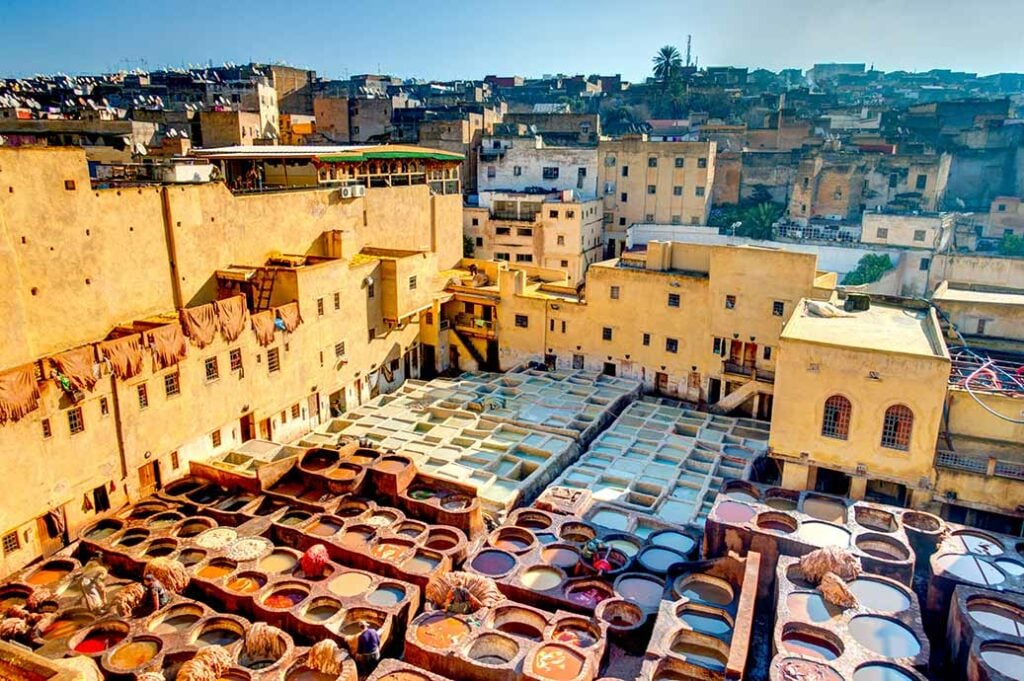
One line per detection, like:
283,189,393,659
264,591,304,609
74,630,125,654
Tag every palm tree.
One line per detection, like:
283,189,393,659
652,46,683,86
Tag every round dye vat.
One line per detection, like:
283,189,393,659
714,501,756,524
117,530,151,547
997,559,1024,576
649,531,696,556
196,561,236,580
84,521,121,541
615,575,664,609
856,534,910,562
766,496,798,512
108,639,161,670
726,490,760,504
542,546,580,570
396,523,427,539
589,509,630,531
468,633,519,665
226,574,266,595
954,531,1004,556
967,599,1024,636
279,511,311,526
149,513,183,529
797,521,851,548
327,466,359,482
521,567,563,591
263,588,308,609
376,457,410,474
757,512,797,534
552,622,598,648
565,583,612,609
175,520,212,538
847,578,911,613
668,637,727,672
677,578,733,606
259,551,298,574
74,627,127,654
934,553,1005,586
441,495,471,511
195,527,237,549
802,496,847,523
329,572,373,597
196,624,241,647
848,616,920,658
425,530,460,552
560,522,596,544
308,519,341,537
416,613,470,649
601,600,643,628
303,600,341,622
780,629,841,661
679,610,732,637
530,644,584,680
606,537,641,558
787,592,842,623
41,612,93,640
176,549,206,567
491,529,535,553
637,546,686,574
515,511,554,530
980,644,1024,678
26,564,71,586
340,528,374,549
404,552,441,575
775,659,842,681
852,663,918,681
151,611,201,635
287,668,337,681
372,541,411,563
365,512,399,528
471,549,516,577
367,585,405,607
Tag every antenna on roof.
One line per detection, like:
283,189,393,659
685,35,692,68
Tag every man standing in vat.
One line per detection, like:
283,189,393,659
354,621,381,670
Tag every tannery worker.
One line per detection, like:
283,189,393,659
354,620,381,669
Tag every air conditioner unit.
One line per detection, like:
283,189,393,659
351,185,366,197
339,186,354,199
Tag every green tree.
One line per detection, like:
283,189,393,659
463,235,475,258
841,254,894,286
737,202,784,240
652,46,683,86
998,233,1024,256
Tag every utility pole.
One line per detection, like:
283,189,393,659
685,35,692,68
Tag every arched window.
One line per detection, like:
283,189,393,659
821,395,851,440
881,405,914,451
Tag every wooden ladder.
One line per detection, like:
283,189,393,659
254,268,278,311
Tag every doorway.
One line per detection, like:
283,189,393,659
655,372,669,394
813,467,851,496
240,413,255,442
449,346,460,372
602,362,616,377
707,377,722,404
865,479,907,507
138,460,162,496
422,345,437,379
259,418,271,440
545,354,557,370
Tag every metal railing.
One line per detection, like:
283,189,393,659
934,449,1024,481
754,368,775,384
723,361,754,377
491,210,539,222
454,314,495,333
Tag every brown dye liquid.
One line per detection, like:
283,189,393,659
41,614,91,640
416,614,470,648
494,537,531,551
26,567,69,586
288,669,336,681
152,614,200,635
766,497,798,511
669,640,727,671
109,640,160,669
304,604,339,622
259,552,298,573
377,459,408,473
498,621,542,640
780,631,839,661
553,625,597,648
803,497,846,523
341,530,373,548
308,520,340,537
372,542,410,562
542,547,579,569
329,573,373,597
532,645,584,680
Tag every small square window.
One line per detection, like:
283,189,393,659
472,217,479,226
335,341,346,358
673,186,683,196
919,257,931,271
697,158,707,168
291,403,301,418
913,229,926,242
408,276,417,290
620,192,628,203
772,301,785,316
164,372,180,397
64,180,76,191
648,157,658,167
487,165,496,178
674,157,684,168
713,337,725,355
560,259,568,267
542,167,559,179
610,286,620,300
68,406,84,434
618,217,626,226
267,348,281,373
671,215,681,225
367,282,375,298
211,430,222,448
876,227,889,239
41,418,52,438
513,166,522,176
621,166,629,177
647,185,656,195
557,235,565,246
642,333,650,346
549,210,559,218
475,237,483,247
998,203,1007,212
572,354,584,370
915,174,927,190
725,295,736,309
566,210,575,218
515,253,533,262
205,357,219,381
171,451,180,470
695,186,705,197
100,397,109,416
334,292,341,310
495,252,510,261
666,338,678,353
977,319,988,335
764,346,773,360
645,213,655,222
667,293,680,308
602,327,613,341
230,348,243,372
317,298,325,316
515,314,529,328
2,531,19,555
138,384,149,408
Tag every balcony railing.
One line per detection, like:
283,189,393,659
935,449,1024,481
453,314,496,337
491,210,539,222
723,361,754,377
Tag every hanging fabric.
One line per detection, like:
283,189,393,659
275,301,303,332
148,324,188,370
215,295,248,342
251,310,277,347
180,303,218,348
44,508,66,538
99,334,144,379
51,346,99,392
0,364,41,425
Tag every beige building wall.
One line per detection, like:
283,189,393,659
200,111,264,147
860,213,949,249
0,146,461,577
987,196,1024,238
598,137,717,254
313,97,351,142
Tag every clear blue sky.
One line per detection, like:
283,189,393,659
2,0,1021,80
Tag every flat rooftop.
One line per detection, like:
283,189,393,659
933,284,1024,307
782,299,947,359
